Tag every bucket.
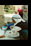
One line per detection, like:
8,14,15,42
2,26,7,30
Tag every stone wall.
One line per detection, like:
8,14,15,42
0,5,5,28
5,5,10,8
4,5,23,12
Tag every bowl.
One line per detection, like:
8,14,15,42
10,26,14,29
2,26,7,31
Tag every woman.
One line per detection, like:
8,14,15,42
22,5,28,21
10,14,26,39
7,14,28,40
18,8,23,18
12,14,28,40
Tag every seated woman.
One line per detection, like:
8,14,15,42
6,14,28,39
9,14,26,37
11,14,28,39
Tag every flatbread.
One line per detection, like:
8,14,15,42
0,30,4,36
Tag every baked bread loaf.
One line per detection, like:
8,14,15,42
0,29,5,38
0,35,5,38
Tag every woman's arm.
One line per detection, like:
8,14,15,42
12,18,16,23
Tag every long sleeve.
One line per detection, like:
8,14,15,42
15,21,28,30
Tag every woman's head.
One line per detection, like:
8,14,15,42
12,14,22,23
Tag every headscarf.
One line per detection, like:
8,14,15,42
12,14,25,26
18,8,23,14
12,14,22,23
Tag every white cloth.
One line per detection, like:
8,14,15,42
5,30,20,37
11,26,21,32
12,14,25,26
12,14,21,19
0,30,4,36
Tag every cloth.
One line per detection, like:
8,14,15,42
21,30,28,40
12,14,25,26
5,30,20,37
18,8,23,18
12,14,21,19
10,26,21,32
